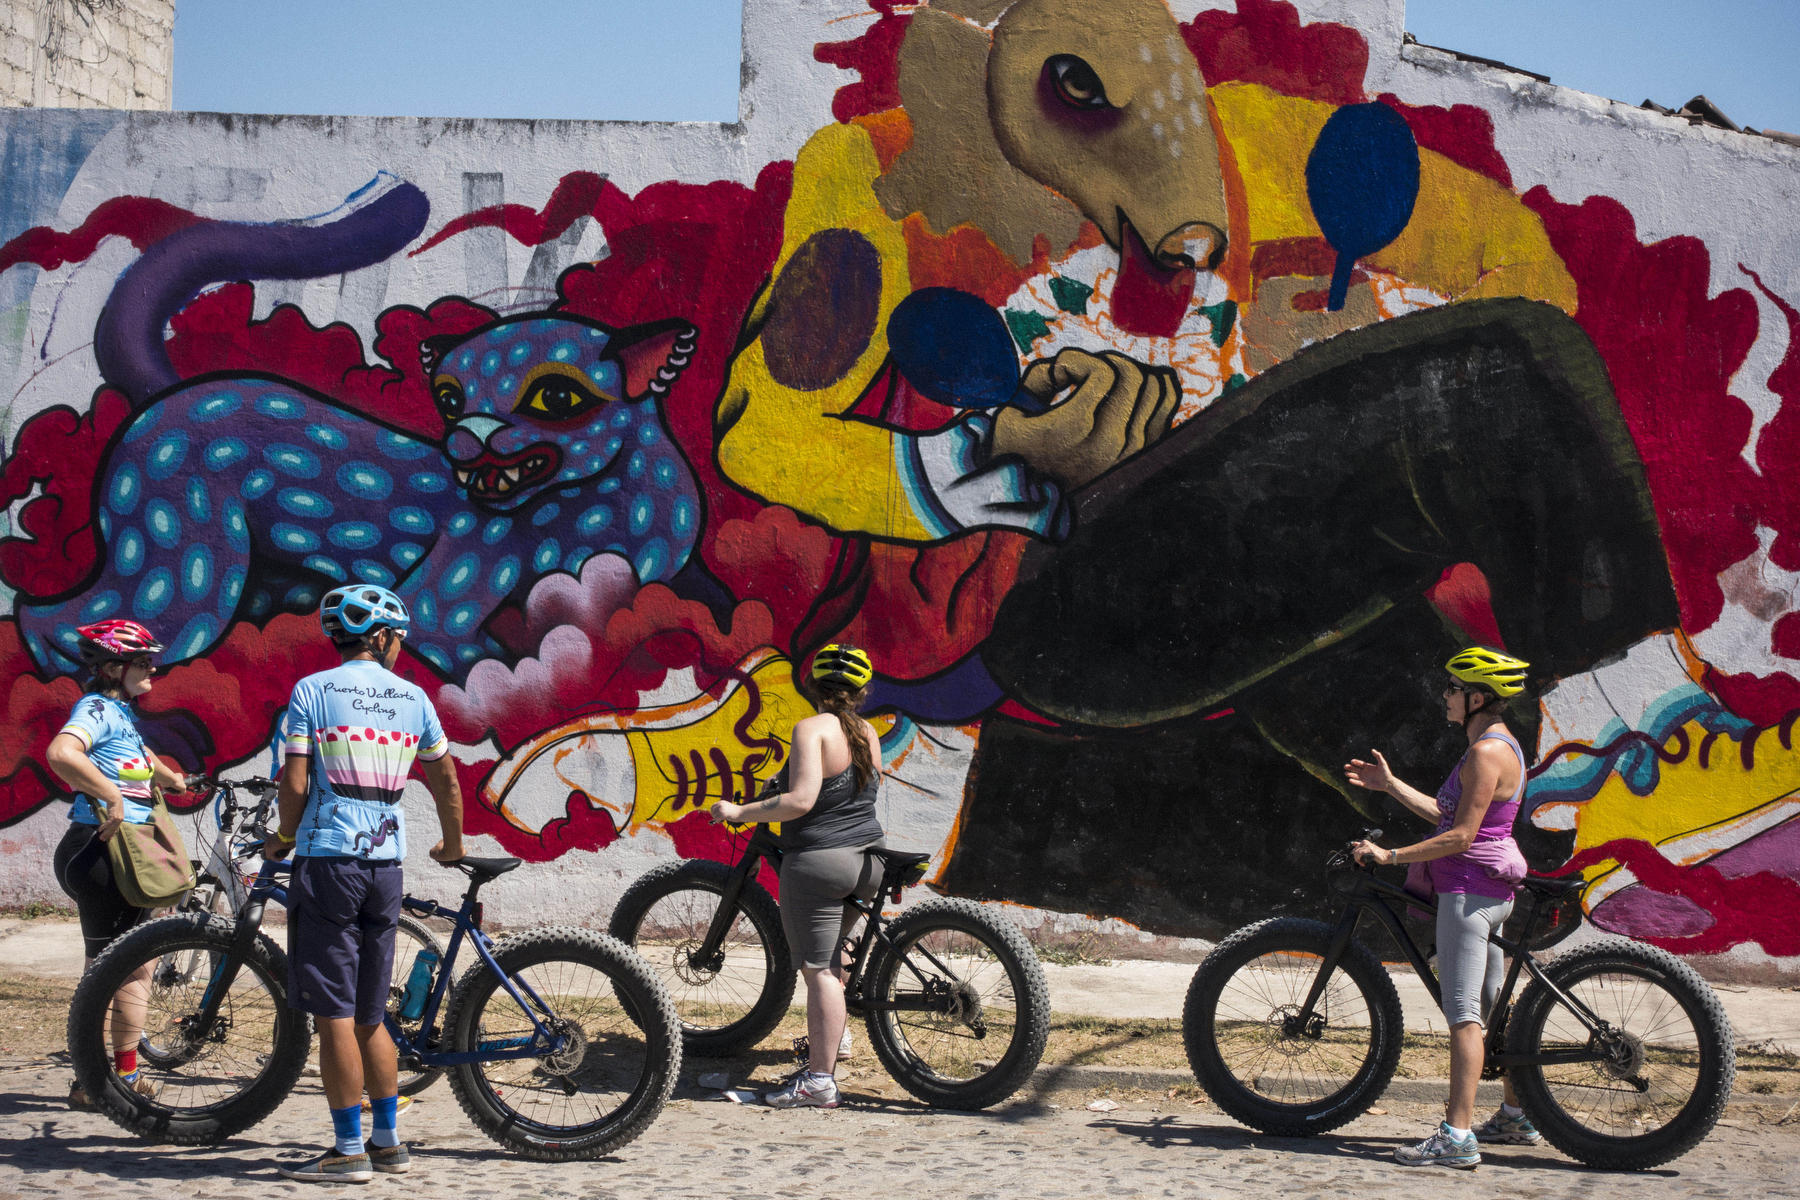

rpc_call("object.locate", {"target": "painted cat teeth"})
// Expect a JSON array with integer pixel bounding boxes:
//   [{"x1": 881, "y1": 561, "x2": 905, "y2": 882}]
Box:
[
  {"x1": 502, "y1": 466, "x2": 521, "y2": 483},
  {"x1": 456, "y1": 468, "x2": 472, "y2": 484}
]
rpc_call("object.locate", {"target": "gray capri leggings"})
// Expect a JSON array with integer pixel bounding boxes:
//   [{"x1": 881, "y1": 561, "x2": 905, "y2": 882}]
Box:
[
  {"x1": 778, "y1": 842, "x2": 884, "y2": 970},
  {"x1": 1436, "y1": 891, "x2": 1514, "y2": 1027}
]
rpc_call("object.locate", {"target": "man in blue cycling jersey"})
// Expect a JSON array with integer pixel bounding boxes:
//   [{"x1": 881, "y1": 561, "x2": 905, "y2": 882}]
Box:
[{"x1": 264, "y1": 582, "x2": 465, "y2": 1183}]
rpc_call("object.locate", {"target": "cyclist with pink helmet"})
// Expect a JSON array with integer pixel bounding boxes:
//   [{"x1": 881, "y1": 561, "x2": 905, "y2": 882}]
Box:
[{"x1": 46, "y1": 618, "x2": 190, "y2": 1110}]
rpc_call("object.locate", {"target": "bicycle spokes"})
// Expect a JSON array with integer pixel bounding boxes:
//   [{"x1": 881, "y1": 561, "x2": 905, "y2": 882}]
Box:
[
  {"x1": 1208, "y1": 949, "x2": 1380, "y2": 1106},
  {"x1": 1528, "y1": 968, "x2": 1704, "y2": 1135}
]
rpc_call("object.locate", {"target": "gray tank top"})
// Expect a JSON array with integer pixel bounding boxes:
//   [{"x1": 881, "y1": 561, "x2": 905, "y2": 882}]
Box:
[{"x1": 775, "y1": 762, "x2": 883, "y2": 851}]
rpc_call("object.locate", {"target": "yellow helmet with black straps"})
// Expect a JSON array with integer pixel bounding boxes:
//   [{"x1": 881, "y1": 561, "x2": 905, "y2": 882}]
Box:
[
  {"x1": 810, "y1": 644, "x2": 874, "y2": 691},
  {"x1": 1445, "y1": 646, "x2": 1530, "y2": 697}
]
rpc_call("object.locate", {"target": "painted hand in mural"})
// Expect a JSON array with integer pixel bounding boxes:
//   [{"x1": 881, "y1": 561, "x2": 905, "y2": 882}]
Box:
[{"x1": 990, "y1": 350, "x2": 1182, "y2": 492}]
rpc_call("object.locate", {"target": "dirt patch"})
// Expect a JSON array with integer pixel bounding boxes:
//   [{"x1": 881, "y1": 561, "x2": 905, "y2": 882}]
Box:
[{"x1": 0, "y1": 976, "x2": 75, "y2": 1059}]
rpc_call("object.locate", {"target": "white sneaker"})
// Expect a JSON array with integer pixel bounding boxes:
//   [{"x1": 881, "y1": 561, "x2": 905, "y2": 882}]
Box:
[
  {"x1": 762, "y1": 1069, "x2": 840, "y2": 1109},
  {"x1": 838, "y1": 1029, "x2": 854, "y2": 1060}
]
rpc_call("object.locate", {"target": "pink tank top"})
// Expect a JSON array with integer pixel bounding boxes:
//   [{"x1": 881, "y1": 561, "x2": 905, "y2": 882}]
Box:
[{"x1": 1427, "y1": 729, "x2": 1527, "y2": 899}]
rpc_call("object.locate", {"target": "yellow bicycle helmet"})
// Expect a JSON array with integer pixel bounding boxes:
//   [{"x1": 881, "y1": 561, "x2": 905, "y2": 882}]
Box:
[
  {"x1": 810, "y1": 644, "x2": 874, "y2": 691},
  {"x1": 1445, "y1": 646, "x2": 1530, "y2": 697}
]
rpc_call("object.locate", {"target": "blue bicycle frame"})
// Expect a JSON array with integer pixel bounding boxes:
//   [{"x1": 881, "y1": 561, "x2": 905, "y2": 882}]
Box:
[{"x1": 194, "y1": 855, "x2": 572, "y2": 1069}]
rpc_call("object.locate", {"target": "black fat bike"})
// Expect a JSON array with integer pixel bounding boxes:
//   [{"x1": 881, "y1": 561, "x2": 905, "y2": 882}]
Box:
[
  {"x1": 609, "y1": 821, "x2": 1050, "y2": 1109},
  {"x1": 68, "y1": 781, "x2": 682, "y2": 1161},
  {"x1": 1181, "y1": 830, "x2": 1736, "y2": 1170}
]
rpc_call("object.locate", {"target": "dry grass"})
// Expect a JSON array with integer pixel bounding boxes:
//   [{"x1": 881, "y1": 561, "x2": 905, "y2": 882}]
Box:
[{"x1": 7, "y1": 970, "x2": 1795, "y2": 1102}]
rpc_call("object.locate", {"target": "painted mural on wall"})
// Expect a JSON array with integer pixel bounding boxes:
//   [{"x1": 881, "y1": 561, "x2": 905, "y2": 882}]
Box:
[{"x1": 2, "y1": 0, "x2": 1798, "y2": 963}]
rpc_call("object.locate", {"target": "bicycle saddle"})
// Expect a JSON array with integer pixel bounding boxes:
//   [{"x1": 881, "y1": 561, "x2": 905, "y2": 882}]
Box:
[
  {"x1": 456, "y1": 855, "x2": 524, "y2": 882},
  {"x1": 1520, "y1": 874, "x2": 1584, "y2": 899},
  {"x1": 868, "y1": 848, "x2": 931, "y2": 899}
]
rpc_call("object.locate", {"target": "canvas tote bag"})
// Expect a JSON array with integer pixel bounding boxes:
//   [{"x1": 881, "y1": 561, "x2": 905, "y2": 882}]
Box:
[{"x1": 105, "y1": 784, "x2": 196, "y2": 908}]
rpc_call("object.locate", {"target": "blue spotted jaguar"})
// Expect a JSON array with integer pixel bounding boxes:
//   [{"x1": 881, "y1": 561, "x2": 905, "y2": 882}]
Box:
[{"x1": 21, "y1": 311, "x2": 703, "y2": 680}]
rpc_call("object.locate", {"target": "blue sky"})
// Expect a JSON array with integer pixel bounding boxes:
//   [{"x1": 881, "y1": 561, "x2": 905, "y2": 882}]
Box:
[{"x1": 173, "y1": 0, "x2": 1800, "y2": 135}]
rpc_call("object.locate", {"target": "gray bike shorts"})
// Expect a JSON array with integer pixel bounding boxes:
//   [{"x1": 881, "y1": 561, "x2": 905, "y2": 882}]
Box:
[
  {"x1": 1436, "y1": 890, "x2": 1514, "y2": 1028},
  {"x1": 778, "y1": 841, "x2": 884, "y2": 970}
]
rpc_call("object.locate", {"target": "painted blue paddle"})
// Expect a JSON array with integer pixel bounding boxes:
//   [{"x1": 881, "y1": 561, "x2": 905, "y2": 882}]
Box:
[
  {"x1": 1305, "y1": 102, "x2": 1421, "y2": 312},
  {"x1": 886, "y1": 287, "x2": 1048, "y2": 414}
]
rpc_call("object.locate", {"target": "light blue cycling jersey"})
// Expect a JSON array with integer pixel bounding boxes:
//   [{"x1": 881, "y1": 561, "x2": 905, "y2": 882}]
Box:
[
  {"x1": 282, "y1": 659, "x2": 449, "y2": 861},
  {"x1": 58, "y1": 694, "x2": 157, "y2": 826}
]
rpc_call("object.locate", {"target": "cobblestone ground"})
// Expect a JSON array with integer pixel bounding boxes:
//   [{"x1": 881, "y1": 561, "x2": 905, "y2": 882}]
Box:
[{"x1": 4, "y1": 1058, "x2": 1799, "y2": 1199}]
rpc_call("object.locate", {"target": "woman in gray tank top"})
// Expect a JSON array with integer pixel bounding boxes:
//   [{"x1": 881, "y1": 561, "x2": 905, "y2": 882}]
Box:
[{"x1": 709, "y1": 645, "x2": 883, "y2": 1109}]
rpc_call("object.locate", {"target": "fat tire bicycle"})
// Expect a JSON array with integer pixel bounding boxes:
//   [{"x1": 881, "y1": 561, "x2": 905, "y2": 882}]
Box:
[
  {"x1": 140, "y1": 777, "x2": 446, "y2": 1095},
  {"x1": 609, "y1": 821, "x2": 1050, "y2": 1110},
  {"x1": 1180, "y1": 829, "x2": 1736, "y2": 1170},
  {"x1": 69, "y1": 783, "x2": 683, "y2": 1161}
]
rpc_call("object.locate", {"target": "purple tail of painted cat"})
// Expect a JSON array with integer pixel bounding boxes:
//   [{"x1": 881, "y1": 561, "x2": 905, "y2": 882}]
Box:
[{"x1": 94, "y1": 173, "x2": 430, "y2": 405}]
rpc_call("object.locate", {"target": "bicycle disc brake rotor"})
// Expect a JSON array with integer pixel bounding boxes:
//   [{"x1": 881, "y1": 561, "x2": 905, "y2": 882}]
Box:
[
  {"x1": 1594, "y1": 1027, "x2": 1648, "y2": 1083},
  {"x1": 1266, "y1": 1004, "x2": 1325, "y2": 1055},
  {"x1": 539, "y1": 1017, "x2": 589, "y2": 1076},
  {"x1": 671, "y1": 937, "x2": 721, "y2": 986}
]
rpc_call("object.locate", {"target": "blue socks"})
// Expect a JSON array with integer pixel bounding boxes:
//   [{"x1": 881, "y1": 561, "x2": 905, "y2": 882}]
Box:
[
  {"x1": 368, "y1": 1094, "x2": 400, "y2": 1149},
  {"x1": 330, "y1": 1102, "x2": 364, "y2": 1157}
]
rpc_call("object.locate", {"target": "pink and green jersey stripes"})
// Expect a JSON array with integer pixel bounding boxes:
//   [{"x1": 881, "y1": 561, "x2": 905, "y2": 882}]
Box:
[
  {"x1": 285, "y1": 724, "x2": 444, "y2": 806},
  {"x1": 283, "y1": 659, "x2": 448, "y2": 859}
]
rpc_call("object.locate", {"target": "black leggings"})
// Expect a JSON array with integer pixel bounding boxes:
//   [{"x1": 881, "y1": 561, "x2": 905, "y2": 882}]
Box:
[{"x1": 54, "y1": 822, "x2": 151, "y2": 959}]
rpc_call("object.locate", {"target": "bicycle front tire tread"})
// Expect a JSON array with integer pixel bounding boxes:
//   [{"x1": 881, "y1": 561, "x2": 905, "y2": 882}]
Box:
[
  {"x1": 1183, "y1": 916, "x2": 1404, "y2": 1137},
  {"x1": 608, "y1": 858, "x2": 793, "y2": 1056},
  {"x1": 68, "y1": 913, "x2": 311, "y2": 1143}
]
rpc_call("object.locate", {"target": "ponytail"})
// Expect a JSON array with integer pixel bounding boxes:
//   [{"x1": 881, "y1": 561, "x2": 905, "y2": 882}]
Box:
[{"x1": 813, "y1": 685, "x2": 876, "y2": 791}]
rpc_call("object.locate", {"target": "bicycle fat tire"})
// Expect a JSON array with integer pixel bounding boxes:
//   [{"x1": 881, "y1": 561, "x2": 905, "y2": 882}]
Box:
[
  {"x1": 391, "y1": 913, "x2": 449, "y2": 1097},
  {"x1": 68, "y1": 913, "x2": 312, "y2": 1143},
  {"x1": 1182, "y1": 917, "x2": 1403, "y2": 1136},
  {"x1": 444, "y1": 927, "x2": 680, "y2": 1161},
  {"x1": 608, "y1": 858, "x2": 793, "y2": 1056},
  {"x1": 1505, "y1": 938, "x2": 1735, "y2": 1170},
  {"x1": 863, "y1": 898, "x2": 1051, "y2": 1110}
]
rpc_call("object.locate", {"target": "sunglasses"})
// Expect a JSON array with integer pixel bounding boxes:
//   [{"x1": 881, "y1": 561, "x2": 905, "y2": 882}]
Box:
[
  {"x1": 126, "y1": 656, "x2": 156, "y2": 672},
  {"x1": 1443, "y1": 680, "x2": 1476, "y2": 695}
]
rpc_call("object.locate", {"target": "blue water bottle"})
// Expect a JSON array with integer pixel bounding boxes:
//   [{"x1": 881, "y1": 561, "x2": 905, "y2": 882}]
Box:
[{"x1": 398, "y1": 945, "x2": 439, "y2": 1021}]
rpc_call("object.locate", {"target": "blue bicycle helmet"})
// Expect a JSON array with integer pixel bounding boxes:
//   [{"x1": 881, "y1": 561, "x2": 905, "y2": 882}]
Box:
[{"x1": 320, "y1": 583, "x2": 411, "y2": 639}]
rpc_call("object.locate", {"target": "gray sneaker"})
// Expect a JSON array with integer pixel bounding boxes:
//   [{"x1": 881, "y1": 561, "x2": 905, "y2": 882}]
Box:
[
  {"x1": 278, "y1": 1151, "x2": 375, "y2": 1183},
  {"x1": 1473, "y1": 1106, "x2": 1544, "y2": 1145},
  {"x1": 762, "y1": 1069, "x2": 840, "y2": 1109},
  {"x1": 1394, "y1": 1123, "x2": 1481, "y2": 1169},
  {"x1": 368, "y1": 1143, "x2": 411, "y2": 1174}
]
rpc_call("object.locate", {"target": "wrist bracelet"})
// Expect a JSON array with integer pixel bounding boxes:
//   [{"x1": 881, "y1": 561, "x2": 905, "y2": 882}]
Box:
[{"x1": 270, "y1": 829, "x2": 296, "y2": 846}]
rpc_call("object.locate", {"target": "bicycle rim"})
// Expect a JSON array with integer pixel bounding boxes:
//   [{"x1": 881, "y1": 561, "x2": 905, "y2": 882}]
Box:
[
  {"x1": 1204, "y1": 946, "x2": 1383, "y2": 1110},
  {"x1": 631, "y1": 883, "x2": 776, "y2": 1038},
  {"x1": 457, "y1": 942, "x2": 665, "y2": 1142},
  {"x1": 875, "y1": 918, "x2": 1023, "y2": 1087},
  {"x1": 1526, "y1": 962, "x2": 1708, "y2": 1138},
  {"x1": 98, "y1": 925, "x2": 299, "y2": 1120}
]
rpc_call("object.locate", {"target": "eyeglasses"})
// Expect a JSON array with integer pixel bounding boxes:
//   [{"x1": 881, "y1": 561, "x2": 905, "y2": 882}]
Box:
[
  {"x1": 1443, "y1": 680, "x2": 1474, "y2": 695},
  {"x1": 126, "y1": 657, "x2": 156, "y2": 673}
]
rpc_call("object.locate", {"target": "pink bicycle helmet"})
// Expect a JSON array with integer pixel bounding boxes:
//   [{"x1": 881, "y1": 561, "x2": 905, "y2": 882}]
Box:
[{"x1": 75, "y1": 619, "x2": 164, "y2": 665}]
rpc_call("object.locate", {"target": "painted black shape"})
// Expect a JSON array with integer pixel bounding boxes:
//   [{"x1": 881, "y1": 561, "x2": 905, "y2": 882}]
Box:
[
  {"x1": 949, "y1": 597, "x2": 1570, "y2": 935},
  {"x1": 939, "y1": 709, "x2": 1371, "y2": 939},
  {"x1": 983, "y1": 298, "x2": 1678, "y2": 730},
  {"x1": 1305, "y1": 102, "x2": 1420, "y2": 311}
]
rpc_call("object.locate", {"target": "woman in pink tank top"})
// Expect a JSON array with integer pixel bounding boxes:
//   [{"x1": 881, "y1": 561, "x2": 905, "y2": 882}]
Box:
[{"x1": 1342, "y1": 647, "x2": 1535, "y2": 1169}]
